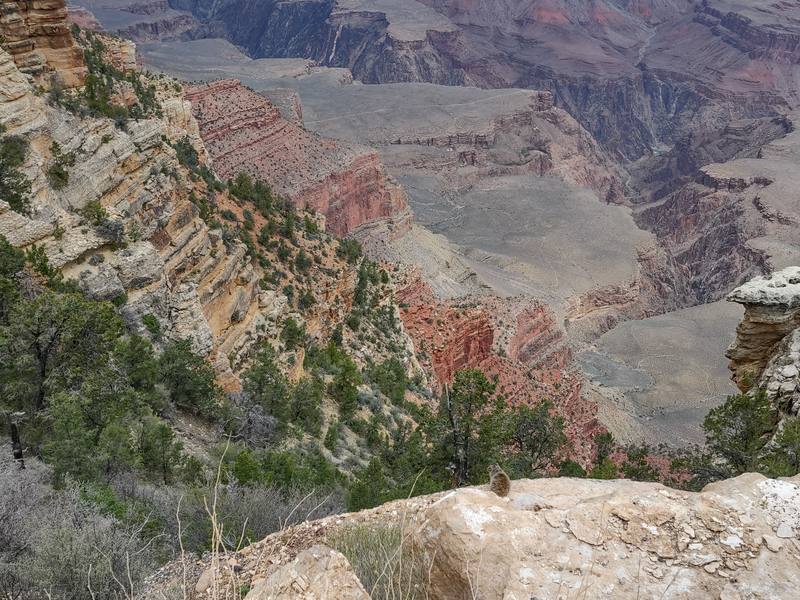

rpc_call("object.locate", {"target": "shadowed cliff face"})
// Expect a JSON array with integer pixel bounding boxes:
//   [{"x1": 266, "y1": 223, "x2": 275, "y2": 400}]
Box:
[{"x1": 167, "y1": 0, "x2": 800, "y2": 160}]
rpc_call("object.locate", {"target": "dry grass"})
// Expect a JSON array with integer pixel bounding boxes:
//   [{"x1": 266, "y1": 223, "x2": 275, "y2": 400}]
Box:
[{"x1": 326, "y1": 522, "x2": 429, "y2": 600}]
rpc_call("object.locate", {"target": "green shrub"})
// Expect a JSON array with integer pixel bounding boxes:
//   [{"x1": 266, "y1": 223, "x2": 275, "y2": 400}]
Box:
[
  {"x1": 174, "y1": 136, "x2": 199, "y2": 169},
  {"x1": 47, "y1": 141, "x2": 76, "y2": 189},
  {"x1": 336, "y1": 238, "x2": 362, "y2": 264},
  {"x1": 325, "y1": 420, "x2": 340, "y2": 451},
  {"x1": 243, "y1": 343, "x2": 290, "y2": 424},
  {"x1": 142, "y1": 313, "x2": 161, "y2": 337},
  {"x1": 81, "y1": 200, "x2": 109, "y2": 226},
  {"x1": 369, "y1": 358, "x2": 407, "y2": 404},
  {"x1": 159, "y1": 340, "x2": 221, "y2": 418},
  {"x1": 281, "y1": 317, "x2": 306, "y2": 351},
  {"x1": 703, "y1": 389, "x2": 777, "y2": 475},
  {"x1": 291, "y1": 376, "x2": 324, "y2": 436},
  {"x1": 0, "y1": 124, "x2": 32, "y2": 215}
]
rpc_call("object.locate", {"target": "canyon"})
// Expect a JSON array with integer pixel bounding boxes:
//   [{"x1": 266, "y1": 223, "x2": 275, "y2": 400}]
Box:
[
  {"x1": 4, "y1": 3, "x2": 800, "y2": 598},
  {"x1": 183, "y1": 78, "x2": 410, "y2": 237},
  {"x1": 149, "y1": 264, "x2": 800, "y2": 599},
  {"x1": 49, "y1": 0, "x2": 793, "y2": 445}
]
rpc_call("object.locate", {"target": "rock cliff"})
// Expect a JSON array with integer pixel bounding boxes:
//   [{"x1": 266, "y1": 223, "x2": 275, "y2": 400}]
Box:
[
  {"x1": 148, "y1": 473, "x2": 800, "y2": 599},
  {"x1": 727, "y1": 267, "x2": 800, "y2": 420},
  {"x1": 184, "y1": 79, "x2": 411, "y2": 237},
  {"x1": 396, "y1": 269, "x2": 602, "y2": 465},
  {"x1": 166, "y1": 0, "x2": 800, "y2": 160},
  {"x1": 0, "y1": 0, "x2": 86, "y2": 87},
  {"x1": 0, "y1": 28, "x2": 393, "y2": 390}
]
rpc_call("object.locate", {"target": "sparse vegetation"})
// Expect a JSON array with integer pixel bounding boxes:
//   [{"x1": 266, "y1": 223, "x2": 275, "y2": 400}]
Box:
[
  {"x1": 0, "y1": 124, "x2": 32, "y2": 215},
  {"x1": 46, "y1": 141, "x2": 76, "y2": 189},
  {"x1": 328, "y1": 523, "x2": 427, "y2": 600}
]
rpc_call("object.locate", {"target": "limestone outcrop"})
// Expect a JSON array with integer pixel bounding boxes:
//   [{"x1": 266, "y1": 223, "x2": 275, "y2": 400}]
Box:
[
  {"x1": 184, "y1": 79, "x2": 411, "y2": 237},
  {"x1": 243, "y1": 545, "x2": 369, "y2": 600},
  {"x1": 386, "y1": 89, "x2": 624, "y2": 204},
  {"x1": 412, "y1": 474, "x2": 800, "y2": 600},
  {"x1": 0, "y1": 0, "x2": 86, "y2": 87},
  {"x1": 0, "y1": 37, "x2": 277, "y2": 387},
  {"x1": 147, "y1": 472, "x2": 800, "y2": 600},
  {"x1": 727, "y1": 267, "x2": 800, "y2": 418}
]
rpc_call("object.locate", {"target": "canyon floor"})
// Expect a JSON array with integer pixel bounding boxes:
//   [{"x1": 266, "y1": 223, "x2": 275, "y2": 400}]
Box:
[{"x1": 133, "y1": 36, "x2": 747, "y2": 445}]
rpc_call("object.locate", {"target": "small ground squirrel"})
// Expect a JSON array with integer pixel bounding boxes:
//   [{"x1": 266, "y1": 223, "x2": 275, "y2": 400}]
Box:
[{"x1": 488, "y1": 464, "x2": 510, "y2": 497}]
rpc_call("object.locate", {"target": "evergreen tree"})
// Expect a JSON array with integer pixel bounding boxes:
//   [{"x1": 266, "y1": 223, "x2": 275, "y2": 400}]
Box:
[{"x1": 243, "y1": 343, "x2": 290, "y2": 425}]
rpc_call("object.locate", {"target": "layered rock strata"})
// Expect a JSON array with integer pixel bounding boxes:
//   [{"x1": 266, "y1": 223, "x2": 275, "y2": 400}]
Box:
[
  {"x1": 396, "y1": 269, "x2": 601, "y2": 465},
  {"x1": 727, "y1": 267, "x2": 800, "y2": 418},
  {"x1": 69, "y1": 0, "x2": 198, "y2": 42},
  {"x1": 0, "y1": 0, "x2": 86, "y2": 87},
  {"x1": 0, "y1": 36, "x2": 336, "y2": 389},
  {"x1": 184, "y1": 79, "x2": 411, "y2": 237},
  {"x1": 169, "y1": 0, "x2": 800, "y2": 160},
  {"x1": 383, "y1": 89, "x2": 624, "y2": 204}
]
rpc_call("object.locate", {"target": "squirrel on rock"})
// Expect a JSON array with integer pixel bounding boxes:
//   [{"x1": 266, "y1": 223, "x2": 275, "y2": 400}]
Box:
[{"x1": 488, "y1": 464, "x2": 510, "y2": 497}]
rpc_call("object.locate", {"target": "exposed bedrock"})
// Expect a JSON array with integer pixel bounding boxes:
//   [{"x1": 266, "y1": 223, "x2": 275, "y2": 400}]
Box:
[
  {"x1": 168, "y1": 0, "x2": 799, "y2": 159},
  {"x1": 411, "y1": 475, "x2": 800, "y2": 600},
  {"x1": 0, "y1": 35, "x2": 369, "y2": 390},
  {"x1": 147, "y1": 473, "x2": 800, "y2": 600},
  {"x1": 0, "y1": 0, "x2": 87, "y2": 88},
  {"x1": 630, "y1": 115, "x2": 793, "y2": 202},
  {"x1": 397, "y1": 269, "x2": 601, "y2": 465},
  {"x1": 726, "y1": 268, "x2": 800, "y2": 395},
  {"x1": 184, "y1": 79, "x2": 411, "y2": 238}
]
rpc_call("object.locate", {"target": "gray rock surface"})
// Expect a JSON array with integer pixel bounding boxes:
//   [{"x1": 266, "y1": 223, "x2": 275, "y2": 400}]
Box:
[{"x1": 412, "y1": 475, "x2": 800, "y2": 600}]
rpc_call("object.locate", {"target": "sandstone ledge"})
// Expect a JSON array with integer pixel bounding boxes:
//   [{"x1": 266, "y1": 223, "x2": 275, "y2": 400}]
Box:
[{"x1": 147, "y1": 473, "x2": 800, "y2": 600}]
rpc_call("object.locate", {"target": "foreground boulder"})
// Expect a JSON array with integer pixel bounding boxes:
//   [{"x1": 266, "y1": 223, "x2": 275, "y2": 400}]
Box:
[
  {"x1": 411, "y1": 475, "x2": 800, "y2": 599},
  {"x1": 244, "y1": 545, "x2": 368, "y2": 600}
]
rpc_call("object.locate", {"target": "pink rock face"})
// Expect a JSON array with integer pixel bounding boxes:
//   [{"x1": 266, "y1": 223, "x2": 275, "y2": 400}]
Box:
[
  {"x1": 397, "y1": 271, "x2": 602, "y2": 466},
  {"x1": 185, "y1": 79, "x2": 410, "y2": 236}
]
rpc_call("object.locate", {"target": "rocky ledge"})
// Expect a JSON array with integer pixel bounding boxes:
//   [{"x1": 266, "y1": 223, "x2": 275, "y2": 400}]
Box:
[
  {"x1": 727, "y1": 267, "x2": 800, "y2": 386},
  {"x1": 148, "y1": 473, "x2": 800, "y2": 599},
  {"x1": 727, "y1": 267, "x2": 800, "y2": 418}
]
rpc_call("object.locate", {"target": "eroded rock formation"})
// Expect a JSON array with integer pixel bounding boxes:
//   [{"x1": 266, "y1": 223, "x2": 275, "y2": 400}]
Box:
[
  {"x1": 168, "y1": 0, "x2": 800, "y2": 160},
  {"x1": 148, "y1": 472, "x2": 800, "y2": 599},
  {"x1": 184, "y1": 79, "x2": 411, "y2": 237},
  {"x1": 0, "y1": 30, "x2": 379, "y2": 390},
  {"x1": 385, "y1": 89, "x2": 624, "y2": 204},
  {"x1": 727, "y1": 267, "x2": 800, "y2": 419},
  {"x1": 0, "y1": 0, "x2": 86, "y2": 87},
  {"x1": 396, "y1": 268, "x2": 601, "y2": 465}
]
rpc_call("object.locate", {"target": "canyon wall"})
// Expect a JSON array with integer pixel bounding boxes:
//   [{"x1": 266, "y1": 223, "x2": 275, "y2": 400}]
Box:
[
  {"x1": 0, "y1": 31, "x2": 375, "y2": 390},
  {"x1": 385, "y1": 90, "x2": 624, "y2": 204},
  {"x1": 184, "y1": 79, "x2": 411, "y2": 237},
  {"x1": 0, "y1": 0, "x2": 86, "y2": 87},
  {"x1": 396, "y1": 269, "x2": 601, "y2": 466},
  {"x1": 167, "y1": 0, "x2": 800, "y2": 160},
  {"x1": 0, "y1": 41, "x2": 261, "y2": 386},
  {"x1": 727, "y1": 267, "x2": 800, "y2": 420}
]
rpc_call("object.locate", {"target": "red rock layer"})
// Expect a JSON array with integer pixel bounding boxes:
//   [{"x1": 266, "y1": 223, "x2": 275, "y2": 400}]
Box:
[
  {"x1": 0, "y1": 0, "x2": 86, "y2": 87},
  {"x1": 397, "y1": 270, "x2": 602, "y2": 466},
  {"x1": 184, "y1": 79, "x2": 410, "y2": 237}
]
